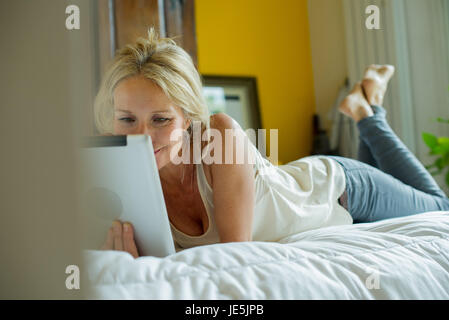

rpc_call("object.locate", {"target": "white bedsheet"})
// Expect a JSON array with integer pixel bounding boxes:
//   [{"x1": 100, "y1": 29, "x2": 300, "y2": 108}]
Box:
[{"x1": 84, "y1": 211, "x2": 449, "y2": 299}]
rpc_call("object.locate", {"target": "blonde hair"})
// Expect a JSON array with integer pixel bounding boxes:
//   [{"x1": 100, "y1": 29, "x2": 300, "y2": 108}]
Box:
[{"x1": 93, "y1": 27, "x2": 210, "y2": 135}]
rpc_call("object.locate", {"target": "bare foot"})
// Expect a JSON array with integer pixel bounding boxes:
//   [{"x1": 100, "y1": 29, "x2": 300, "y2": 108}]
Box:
[
  {"x1": 339, "y1": 82, "x2": 374, "y2": 122},
  {"x1": 361, "y1": 64, "x2": 395, "y2": 106}
]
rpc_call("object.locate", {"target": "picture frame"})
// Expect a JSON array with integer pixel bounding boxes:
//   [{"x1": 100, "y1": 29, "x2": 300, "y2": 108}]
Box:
[{"x1": 201, "y1": 75, "x2": 262, "y2": 131}]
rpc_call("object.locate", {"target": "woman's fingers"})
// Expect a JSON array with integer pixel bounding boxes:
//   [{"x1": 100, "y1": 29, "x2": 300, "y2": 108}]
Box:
[
  {"x1": 123, "y1": 223, "x2": 139, "y2": 259},
  {"x1": 112, "y1": 220, "x2": 124, "y2": 251},
  {"x1": 100, "y1": 220, "x2": 139, "y2": 258},
  {"x1": 101, "y1": 226, "x2": 114, "y2": 250}
]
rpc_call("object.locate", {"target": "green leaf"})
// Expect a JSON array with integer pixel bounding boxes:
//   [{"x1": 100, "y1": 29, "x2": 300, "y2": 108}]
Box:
[
  {"x1": 436, "y1": 117, "x2": 449, "y2": 124},
  {"x1": 437, "y1": 136, "x2": 449, "y2": 144},
  {"x1": 431, "y1": 145, "x2": 447, "y2": 155},
  {"x1": 427, "y1": 158, "x2": 443, "y2": 175},
  {"x1": 444, "y1": 153, "x2": 449, "y2": 166},
  {"x1": 437, "y1": 137, "x2": 449, "y2": 150},
  {"x1": 422, "y1": 132, "x2": 438, "y2": 149},
  {"x1": 435, "y1": 157, "x2": 444, "y2": 170}
]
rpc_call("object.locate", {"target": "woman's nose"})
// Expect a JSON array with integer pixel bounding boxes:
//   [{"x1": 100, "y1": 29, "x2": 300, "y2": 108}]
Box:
[{"x1": 134, "y1": 124, "x2": 152, "y2": 136}]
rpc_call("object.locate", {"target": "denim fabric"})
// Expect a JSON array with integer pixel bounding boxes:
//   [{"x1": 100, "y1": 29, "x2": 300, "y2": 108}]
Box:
[{"x1": 328, "y1": 105, "x2": 449, "y2": 223}]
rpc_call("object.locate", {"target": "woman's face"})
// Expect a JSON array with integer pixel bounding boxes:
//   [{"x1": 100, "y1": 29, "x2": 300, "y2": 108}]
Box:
[{"x1": 113, "y1": 75, "x2": 190, "y2": 170}]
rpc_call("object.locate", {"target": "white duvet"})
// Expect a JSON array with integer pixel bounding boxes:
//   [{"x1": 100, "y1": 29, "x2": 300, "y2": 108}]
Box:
[{"x1": 84, "y1": 211, "x2": 449, "y2": 299}]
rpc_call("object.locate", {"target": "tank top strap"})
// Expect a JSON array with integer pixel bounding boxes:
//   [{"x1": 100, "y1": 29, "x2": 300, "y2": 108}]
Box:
[{"x1": 196, "y1": 161, "x2": 214, "y2": 208}]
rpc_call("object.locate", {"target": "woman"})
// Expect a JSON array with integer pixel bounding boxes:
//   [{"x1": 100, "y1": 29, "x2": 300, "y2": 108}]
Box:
[{"x1": 97, "y1": 29, "x2": 449, "y2": 258}]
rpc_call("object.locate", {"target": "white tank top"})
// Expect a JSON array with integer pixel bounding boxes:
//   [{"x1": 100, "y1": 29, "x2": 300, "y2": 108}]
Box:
[{"x1": 170, "y1": 138, "x2": 353, "y2": 249}]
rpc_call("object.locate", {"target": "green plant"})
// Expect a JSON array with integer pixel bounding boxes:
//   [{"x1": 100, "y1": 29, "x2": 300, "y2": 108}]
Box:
[{"x1": 422, "y1": 117, "x2": 449, "y2": 188}]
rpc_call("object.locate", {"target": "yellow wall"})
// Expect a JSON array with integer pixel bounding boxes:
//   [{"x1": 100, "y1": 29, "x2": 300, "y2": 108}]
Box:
[{"x1": 195, "y1": 0, "x2": 316, "y2": 163}]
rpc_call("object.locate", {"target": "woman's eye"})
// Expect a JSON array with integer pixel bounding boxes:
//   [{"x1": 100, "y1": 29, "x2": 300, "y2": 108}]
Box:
[
  {"x1": 154, "y1": 118, "x2": 170, "y2": 123},
  {"x1": 118, "y1": 117, "x2": 135, "y2": 123}
]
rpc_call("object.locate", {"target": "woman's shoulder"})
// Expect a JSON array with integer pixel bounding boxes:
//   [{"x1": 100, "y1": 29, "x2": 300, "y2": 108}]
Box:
[
  {"x1": 197, "y1": 113, "x2": 236, "y2": 188},
  {"x1": 207, "y1": 113, "x2": 251, "y2": 152},
  {"x1": 201, "y1": 113, "x2": 256, "y2": 184},
  {"x1": 209, "y1": 112, "x2": 242, "y2": 131},
  {"x1": 196, "y1": 113, "x2": 237, "y2": 151}
]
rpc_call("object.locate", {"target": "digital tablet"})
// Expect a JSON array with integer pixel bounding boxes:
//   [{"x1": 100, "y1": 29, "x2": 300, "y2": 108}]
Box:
[{"x1": 78, "y1": 135, "x2": 175, "y2": 257}]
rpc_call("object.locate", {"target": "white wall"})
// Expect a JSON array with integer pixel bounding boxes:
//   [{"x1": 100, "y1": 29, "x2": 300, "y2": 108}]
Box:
[
  {"x1": 307, "y1": 0, "x2": 349, "y2": 132},
  {"x1": 401, "y1": 0, "x2": 449, "y2": 195}
]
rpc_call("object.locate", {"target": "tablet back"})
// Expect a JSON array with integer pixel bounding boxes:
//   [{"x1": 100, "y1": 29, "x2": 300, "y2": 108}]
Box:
[{"x1": 79, "y1": 135, "x2": 175, "y2": 257}]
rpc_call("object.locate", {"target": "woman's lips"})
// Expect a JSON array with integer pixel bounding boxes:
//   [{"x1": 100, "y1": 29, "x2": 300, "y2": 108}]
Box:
[{"x1": 154, "y1": 147, "x2": 163, "y2": 154}]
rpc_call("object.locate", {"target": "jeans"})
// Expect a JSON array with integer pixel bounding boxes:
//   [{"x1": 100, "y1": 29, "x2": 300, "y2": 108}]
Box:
[{"x1": 328, "y1": 105, "x2": 449, "y2": 223}]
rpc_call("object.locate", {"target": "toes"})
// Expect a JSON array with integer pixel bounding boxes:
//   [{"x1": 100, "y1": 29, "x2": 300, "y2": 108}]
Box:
[
  {"x1": 364, "y1": 64, "x2": 377, "y2": 73},
  {"x1": 361, "y1": 64, "x2": 394, "y2": 105},
  {"x1": 384, "y1": 65, "x2": 395, "y2": 77},
  {"x1": 364, "y1": 64, "x2": 395, "y2": 79},
  {"x1": 376, "y1": 65, "x2": 395, "y2": 79}
]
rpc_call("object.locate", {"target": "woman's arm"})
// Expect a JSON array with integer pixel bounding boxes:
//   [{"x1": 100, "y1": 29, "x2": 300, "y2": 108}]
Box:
[{"x1": 208, "y1": 113, "x2": 255, "y2": 243}]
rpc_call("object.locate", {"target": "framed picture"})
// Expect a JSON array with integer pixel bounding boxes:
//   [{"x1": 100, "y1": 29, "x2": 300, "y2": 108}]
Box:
[{"x1": 201, "y1": 75, "x2": 262, "y2": 131}]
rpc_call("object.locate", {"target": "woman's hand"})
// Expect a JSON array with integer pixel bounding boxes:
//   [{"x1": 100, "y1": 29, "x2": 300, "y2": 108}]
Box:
[{"x1": 101, "y1": 220, "x2": 140, "y2": 259}]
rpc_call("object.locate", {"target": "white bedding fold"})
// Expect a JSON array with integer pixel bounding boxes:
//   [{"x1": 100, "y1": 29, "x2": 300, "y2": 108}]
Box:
[{"x1": 84, "y1": 211, "x2": 449, "y2": 299}]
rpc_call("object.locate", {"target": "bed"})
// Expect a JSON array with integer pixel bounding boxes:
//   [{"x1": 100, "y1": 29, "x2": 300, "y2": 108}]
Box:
[{"x1": 84, "y1": 211, "x2": 449, "y2": 299}]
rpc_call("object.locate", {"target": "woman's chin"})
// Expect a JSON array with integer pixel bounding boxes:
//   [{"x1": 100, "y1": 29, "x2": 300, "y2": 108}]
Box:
[
  {"x1": 155, "y1": 146, "x2": 184, "y2": 170},
  {"x1": 155, "y1": 157, "x2": 164, "y2": 170},
  {"x1": 155, "y1": 154, "x2": 169, "y2": 171}
]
